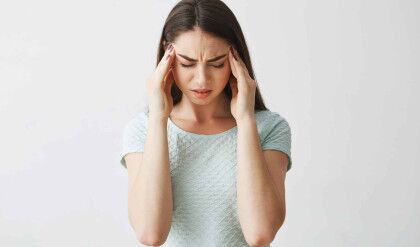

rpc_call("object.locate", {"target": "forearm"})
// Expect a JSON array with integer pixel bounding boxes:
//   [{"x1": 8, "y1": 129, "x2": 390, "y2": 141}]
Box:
[
  {"x1": 236, "y1": 116, "x2": 284, "y2": 245},
  {"x1": 128, "y1": 115, "x2": 173, "y2": 241}
]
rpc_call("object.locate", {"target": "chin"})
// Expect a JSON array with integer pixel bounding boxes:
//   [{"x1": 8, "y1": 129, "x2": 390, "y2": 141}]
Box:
[
  {"x1": 189, "y1": 95, "x2": 213, "y2": 105},
  {"x1": 192, "y1": 100, "x2": 211, "y2": 106}
]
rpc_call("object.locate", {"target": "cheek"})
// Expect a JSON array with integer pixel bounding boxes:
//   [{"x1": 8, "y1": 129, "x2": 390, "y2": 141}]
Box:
[
  {"x1": 172, "y1": 68, "x2": 190, "y2": 89},
  {"x1": 216, "y1": 67, "x2": 232, "y2": 85}
]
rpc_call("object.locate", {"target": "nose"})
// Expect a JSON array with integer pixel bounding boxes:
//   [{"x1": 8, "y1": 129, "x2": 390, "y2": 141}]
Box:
[{"x1": 195, "y1": 64, "x2": 210, "y2": 86}]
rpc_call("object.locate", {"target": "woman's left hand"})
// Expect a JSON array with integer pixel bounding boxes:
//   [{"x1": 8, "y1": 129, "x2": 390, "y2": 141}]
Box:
[{"x1": 228, "y1": 46, "x2": 257, "y2": 122}]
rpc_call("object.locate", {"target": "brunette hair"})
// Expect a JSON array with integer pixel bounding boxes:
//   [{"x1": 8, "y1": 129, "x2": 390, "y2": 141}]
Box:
[{"x1": 147, "y1": 0, "x2": 269, "y2": 113}]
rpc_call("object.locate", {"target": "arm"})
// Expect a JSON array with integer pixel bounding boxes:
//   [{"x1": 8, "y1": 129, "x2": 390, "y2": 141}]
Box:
[
  {"x1": 126, "y1": 115, "x2": 172, "y2": 246},
  {"x1": 236, "y1": 115, "x2": 286, "y2": 247}
]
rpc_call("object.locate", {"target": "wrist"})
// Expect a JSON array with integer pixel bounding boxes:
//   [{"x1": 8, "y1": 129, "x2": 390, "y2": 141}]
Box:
[
  {"x1": 148, "y1": 113, "x2": 169, "y2": 123},
  {"x1": 236, "y1": 113, "x2": 256, "y2": 126}
]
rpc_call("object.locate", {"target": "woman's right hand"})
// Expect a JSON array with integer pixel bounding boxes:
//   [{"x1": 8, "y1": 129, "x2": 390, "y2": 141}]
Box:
[{"x1": 146, "y1": 43, "x2": 176, "y2": 119}]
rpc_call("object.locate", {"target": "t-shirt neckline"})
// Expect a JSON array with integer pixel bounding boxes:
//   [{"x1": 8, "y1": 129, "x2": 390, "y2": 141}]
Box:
[{"x1": 168, "y1": 116, "x2": 237, "y2": 137}]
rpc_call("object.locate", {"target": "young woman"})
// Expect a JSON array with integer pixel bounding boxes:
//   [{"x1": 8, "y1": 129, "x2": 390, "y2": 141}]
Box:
[{"x1": 120, "y1": 0, "x2": 292, "y2": 246}]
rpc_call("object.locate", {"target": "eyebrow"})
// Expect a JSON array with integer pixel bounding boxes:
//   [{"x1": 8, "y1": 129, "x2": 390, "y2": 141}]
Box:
[{"x1": 177, "y1": 53, "x2": 227, "y2": 62}]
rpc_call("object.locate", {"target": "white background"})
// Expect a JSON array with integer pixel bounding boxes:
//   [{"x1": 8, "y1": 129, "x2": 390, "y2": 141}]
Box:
[{"x1": 1, "y1": 0, "x2": 419, "y2": 246}]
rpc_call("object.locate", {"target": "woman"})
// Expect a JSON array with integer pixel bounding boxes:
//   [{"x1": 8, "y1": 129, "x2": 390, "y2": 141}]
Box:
[{"x1": 120, "y1": 0, "x2": 292, "y2": 246}]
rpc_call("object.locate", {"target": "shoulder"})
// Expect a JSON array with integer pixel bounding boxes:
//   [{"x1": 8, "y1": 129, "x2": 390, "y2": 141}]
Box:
[
  {"x1": 255, "y1": 110, "x2": 289, "y2": 127},
  {"x1": 255, "y1": 110, "x2": 291, "y2": 140},
  {"x1": 256, "y1": 110, "x2": 293, "y2": 171}
]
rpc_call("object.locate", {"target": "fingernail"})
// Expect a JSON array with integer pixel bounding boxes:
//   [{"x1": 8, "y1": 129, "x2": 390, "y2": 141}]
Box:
[{"x1": 167, "y1": 43, "x2": 173, "y2": 51}]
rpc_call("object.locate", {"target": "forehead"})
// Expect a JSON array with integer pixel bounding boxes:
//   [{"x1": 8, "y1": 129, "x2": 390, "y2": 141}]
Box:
[{"x1": 173, "y1": 27, "x2": 229, "y2": 55}]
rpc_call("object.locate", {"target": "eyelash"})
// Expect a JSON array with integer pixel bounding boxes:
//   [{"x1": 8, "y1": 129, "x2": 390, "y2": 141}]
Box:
[{"x1": 180, "y1": 63, "x2": 224, "y2": 68}]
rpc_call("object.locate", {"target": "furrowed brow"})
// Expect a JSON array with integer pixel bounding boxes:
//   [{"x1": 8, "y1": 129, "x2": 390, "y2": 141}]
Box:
[{"x1": 177, "y1": 53, "x2": 227, "y2": 62}]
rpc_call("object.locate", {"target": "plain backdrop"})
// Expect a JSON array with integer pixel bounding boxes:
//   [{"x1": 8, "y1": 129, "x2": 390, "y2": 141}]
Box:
[{"x1": 1, "y1": 0, "x2": 419, "y2": 246}]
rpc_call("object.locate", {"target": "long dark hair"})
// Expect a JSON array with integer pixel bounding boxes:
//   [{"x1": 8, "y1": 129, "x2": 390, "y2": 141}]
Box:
[{"x1": 146, "y1": 0, "x2": 269, "y2": 114}]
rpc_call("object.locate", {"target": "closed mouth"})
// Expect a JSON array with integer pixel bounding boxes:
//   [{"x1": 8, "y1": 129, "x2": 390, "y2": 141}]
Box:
[{"x1": 192, "y1": 90, "x2": 212, "y2": 93}]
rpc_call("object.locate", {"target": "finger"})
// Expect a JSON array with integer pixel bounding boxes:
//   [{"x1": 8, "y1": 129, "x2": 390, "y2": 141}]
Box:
[
  {"x1": 228, "y1": 46, "x2": 238, "y2": 77},
  {"x1": 233, "y1": 47, "x2": 248, "y2": 72},
  {"x1": 155, "y1": 43, "x2": 175, "y2": 84},
  {"x1": 229, "y1": 46, "x2": 248, "y2": 88},
  {"x1": 230, "y1": 47, "x2": 249, "y2": 79}
]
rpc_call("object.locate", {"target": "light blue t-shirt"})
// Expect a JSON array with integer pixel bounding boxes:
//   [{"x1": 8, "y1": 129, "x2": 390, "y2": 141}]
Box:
[{"x1": 120, "y1": 110, "x2": 292, "y2": 247}]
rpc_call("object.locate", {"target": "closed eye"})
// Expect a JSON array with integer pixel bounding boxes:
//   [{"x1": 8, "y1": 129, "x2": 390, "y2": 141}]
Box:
[
  {"x1": 180, "y1": 63, "x2": 225, "y2": 68},
  {"x1": 180, "y1": 64, "x2": 194, "y2": 68},
  {"x1": 213, "y1": 63, "x2": 225, "y2": 68}
]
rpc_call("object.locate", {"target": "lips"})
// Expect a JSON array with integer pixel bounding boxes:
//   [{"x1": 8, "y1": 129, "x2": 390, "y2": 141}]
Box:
[
  {"x1": 191, "y1": 89, "x2": 212, "y2": 98},
  {"x1": 192, "y1": 89, "x2": 212, "y2": 93}
]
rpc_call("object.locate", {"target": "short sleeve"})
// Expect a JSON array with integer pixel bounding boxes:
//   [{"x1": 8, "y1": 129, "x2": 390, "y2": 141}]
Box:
[
  {"x1": 260, "y1": 112, "x2": 292, "y2": 172},
  {"x1": 119, "y1": 112, "x2": 148, "y2": 169}
]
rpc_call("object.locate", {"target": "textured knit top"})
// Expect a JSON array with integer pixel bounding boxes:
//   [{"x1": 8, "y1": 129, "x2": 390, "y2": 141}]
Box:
[{"x1": 119, "y1": 109, "x2": 292, "y2": 247}]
